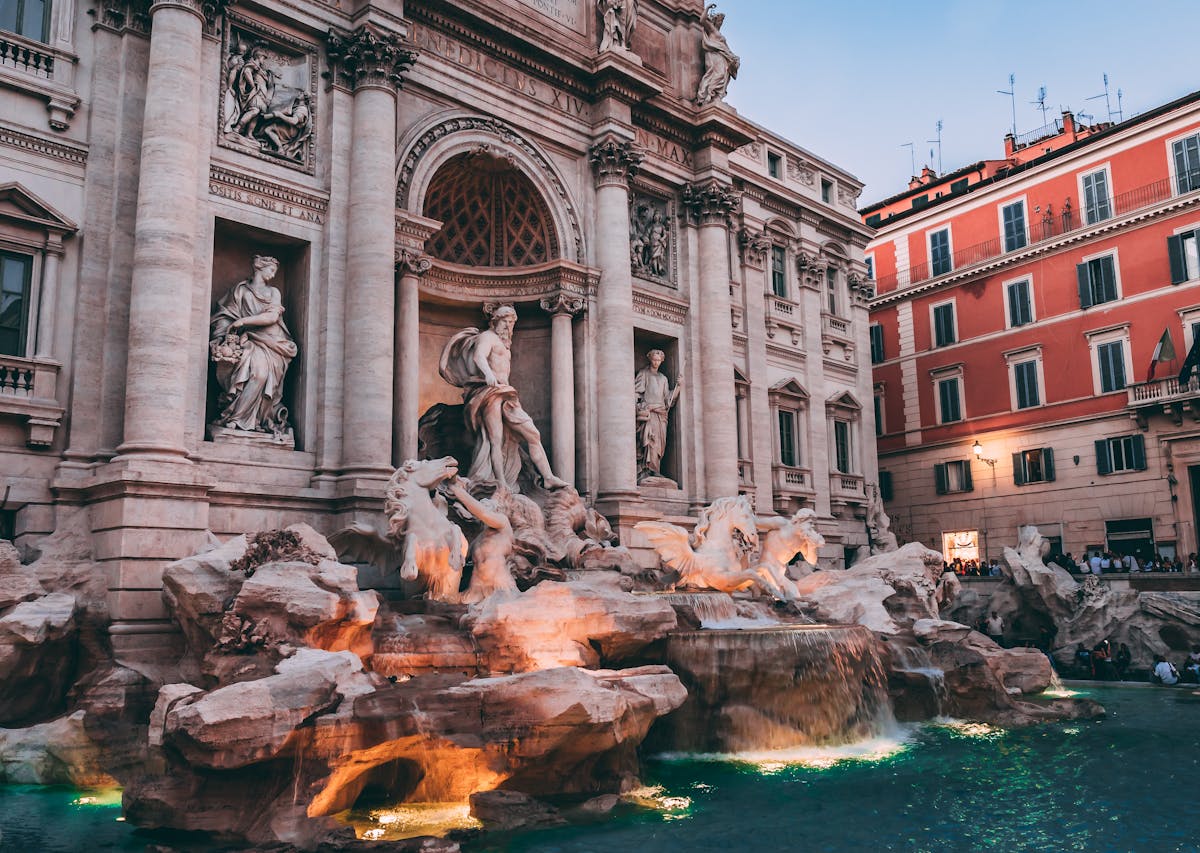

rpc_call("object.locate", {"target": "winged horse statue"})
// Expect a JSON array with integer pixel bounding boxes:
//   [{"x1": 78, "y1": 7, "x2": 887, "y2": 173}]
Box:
[{"x1": 635, "y1": 495, "x2": 764, "y2": 595}]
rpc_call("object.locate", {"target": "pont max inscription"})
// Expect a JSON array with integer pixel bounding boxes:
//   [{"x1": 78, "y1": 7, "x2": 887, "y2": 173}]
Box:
[
  {"x1": 409, "y1": 23, "x2": 588, "y2": 119},
  {"x1": 515, "y1": 0, "x2": 585, "y2": 33}
]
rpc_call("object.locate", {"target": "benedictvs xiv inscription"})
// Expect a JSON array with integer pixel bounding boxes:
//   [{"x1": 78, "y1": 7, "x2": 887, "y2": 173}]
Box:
[{"x1": 410, "y1": 24, "x2": 588, "y2": 119}]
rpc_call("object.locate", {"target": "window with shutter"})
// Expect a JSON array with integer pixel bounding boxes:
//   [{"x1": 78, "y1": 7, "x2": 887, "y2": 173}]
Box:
[
  {"x1": 934, "y1": 463, "x2": 948, "y2": 495},
  {"x1": 1082, "y1": 171, "x2": 1112, "y2": 224},
  {"x1": 1095, "y1": 439, "x2": 1112, "y2": 475},
  {"x1": 870, "y1": 324, "x2": 885, "y2": 363},
  {"x1": 933, "y1": 303, "x2": 956, "y2": 347},
  {"x1": 1002, "y1": 201, "x2": 1027, "y2": 252},
  {"x1": 1173, "y1": 134, "x2": 1200, "y2": 195},
  {"x1": 1078, "y1": 256, "x2": 1118, "y2": 306},
  {"x1": 930, "y1": 229, "x2": 951, "y2": 276},
  {"x1": 1097, "y1": 341, "x2": 1126, "y2": 392},
  {"x1": 1014, "y1": 360, "x2": 1040, "y2": 409},
  {"x1": 935, "y1": 460, "x2": 972, "y2": 494},
  {"x1": 937, "y1": 377, "x2": 961, "y2": 423},
  {"x1": 879, "y1": 471, "x2": 893, "y2": 502},
  {"x1": 1167, "y1": 231, "x2": 1200, "y2": 284},
  {"x1": 1006, "y1": 279, "x2": 1032, "y2": 327},
  {"x1": 1012, "y1": 451, "x2": 1026, "y2": 486}
]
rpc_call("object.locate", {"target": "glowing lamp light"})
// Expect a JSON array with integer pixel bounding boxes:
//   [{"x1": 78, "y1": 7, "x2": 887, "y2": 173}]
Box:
[{"x1": 972, "y1": 440, "x2": 997, "y2": 468}]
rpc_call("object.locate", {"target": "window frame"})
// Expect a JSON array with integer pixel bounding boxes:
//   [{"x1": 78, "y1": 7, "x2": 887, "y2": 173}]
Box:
[
  {"x1": 931, "y1": 365, "x2": 965, "y2": 425},
  {"x1": 825, "y1": 265, "x2": 840, "y2": 316},
  {"x1": 869, "y1": 323, "x2": 885, "y2": 364},
  {"x1": 821, "y1": 178, "x2": 834, "y2": 204},
  {"x1": 1076, "y1": 249, "x2": 1121, "y2": 308},
  {"x1": 934, "y1": 459, "x2": 974, "y2": 494},
  {"x1": 873, "y1": 382, "x2": 885, "y2": 437},
  {"x1": 927, "y1": 225, "x2": 953, "y2": 277},
  {"x1": 767, "y1": 150, "x2": 782, "y2": 180},
  {"x1": 1079, "y1": 164, "x2": 1113, "y2": 225},
  {"x1": 769, "y1": 244, "x2": 787, "y2": 297},
  {"x1": 930, "y1": 298, "x2": 957, "y2": 348},
  {"x1": 1095, "y1": 433, "x2": 1147, "y2": 475},
  {"x1": 998, "y1": 197, "x2": 1029, "y2": 253},
  {"x1": 1004, "y1": 345, "x2": 1044, "y2": 411},
  {"x1": 1003, "y1": 275, "x2": 1035, "y2": 328},
  {"x1": 833, "y1": 418, "x2": 852, "y2": 475},
  {"x1": 1012, "y1": 446, "x2": 1056, "y2": 486},
  {"x1": 0, "y1": 249, "x2": 34, "y2": 358},
  {"x1": 1167, "y1": 222, "x2": 1200, "y2": 285},
  {"x1": 1086, "y1": 324, "x2": 1132, "y2": 396},
  {"x1": 0, "y1": 0, "x2": 51, "y2": 43},
  {"x1": 1167, "y1": 131, "x2": 1200, "y2": 196},
  {"x1": 777, "y1": 408, "x2": 798, "y2": 468},
  {"x1": 769, "y1": 379, "x2": 810, "y2": 472}
]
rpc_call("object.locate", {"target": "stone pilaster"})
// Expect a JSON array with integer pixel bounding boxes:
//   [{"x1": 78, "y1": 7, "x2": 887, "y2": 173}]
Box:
[
  {"x1": 327, "y1": 25, "x2": 418, "y2": 479},
  {"x1": 393, "y1": 248, "x2": 431, "y2": 465},
  {"x1": 589, "y1": 135, "x2": 643, "y2": 501},
  {"x1": 540, "y1": 291, "x2": 586, "y2": 486},
  {"x1": 115, "y1": 0, "x2": 221, "y2": 461},
  {"x1": 682, "y1": 179, "x2": 740, "y2": 499}
]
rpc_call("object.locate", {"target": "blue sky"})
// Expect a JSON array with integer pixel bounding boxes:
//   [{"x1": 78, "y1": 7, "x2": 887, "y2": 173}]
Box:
[{"x1": 719, "y1": 1, "x2": 1199, "y2": 205}]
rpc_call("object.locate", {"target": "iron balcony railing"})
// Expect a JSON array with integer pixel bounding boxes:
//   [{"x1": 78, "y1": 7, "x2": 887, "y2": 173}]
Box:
[{"x1": 876, "y1": 176, "x2": 1193, "y2": 292}]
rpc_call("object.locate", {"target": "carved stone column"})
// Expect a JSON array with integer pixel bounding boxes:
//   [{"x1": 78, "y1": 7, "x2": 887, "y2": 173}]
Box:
[
  {"x1": 683, "y1": 179, "x2": 740, "y2": 498},
  {"x1": 540, "y1": 291, "x2": 585, "y2": 486},
  {"x1": 327, "y1": 26, "x2": 417, "y2": 478},
  {"x1": 589, "y1": 136, "x2": 643, "y2": 500},
  {"x1": 116, "y1": 0, "x2": 221, "y2": 460},
  {"x1": 34, "y1": 241, "x2": 63, "y2": 358},
  {"x1": 393, "y1": 249, "x2": 430, "y2": 465}
]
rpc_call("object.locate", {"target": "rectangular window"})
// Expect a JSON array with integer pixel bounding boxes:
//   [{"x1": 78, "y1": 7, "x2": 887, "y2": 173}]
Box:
[
  {"x1": 826, "y1": 267, "x2": 839, "y2": 315},
  {"x1": 912, "y1": 195, "x2": 929, "y2": 210},
  {"x1": 866, "y1": 213, "x2": 882, "y2": 227},
  {"x1": 1077, "y1": 255, "x2": 1118, "y2": 307},
  {"x1": 1095, "y1": 434, "x2": 1146, "y2": 474},
  {"x1": 834, "y1": 419, "x2": 852, "y2": 474},
  {"x1": 869, "y1": 324, "x2": 885, "y2": 363},
  {"x1": 1013, "y1": 360, "x2": 1040, "y2": 409},
  {"x1": 937, "y1": 377, "x2": 962, "y2": 424},
  {"x1": 933, "y1": 302, "x2": 956, "y2": 347},
  {"x1": 0, "y1": 251, "x2": 32, "y2": 357},
  {"x1": 874, "y1": 392, "x2": 884, "y2": 436},
  {"x1": 1097, "y1": 340, "x2": 1126, "y2": 393},
  {"x1": 1167, "y1": 230, "x2": 1200, "y2": 284},
  {"x1": 778, "y1": 410, "x2": 797, "y2": 467},
  {"x1": 1082, "y1": 170, "x2": 1112, "y2": 224},
  {"x1": 865, "y1": 257, "x2": 874, "y2": 280},
  {"x1": 929, "y1": 228, "x2": 951, "y2": 276},
  {"x1": 1013, "y1": 447, "x2": 1056, "y2": 485},
  {"x1": 1173, "y1": 134, "x2": 1200, "y2": 195},
  {"x1": 770, "y1": 245, "x2": 787, "y2": 297},
  {"x1": 1007, "y1": 279, "x2": 1033, "y2": 327},
  {"x1": 934, "y1": 460, "x2": 973, "y2": 494},
  {"x1": 950, "y1": 178, "x2": 969, "y2": 194},
  {"x1": 821, "y1": 179, "x2": 834, "y2": 204},
  {"x1": 767, "y1": 151, "x2": 782, "y2": 179},
  {"x1": 0, "y1": 0, "x2": 48, "y2": 41},
  {"x1": 1002, "y1": 201, "x2": 1027, "y2": 252},
  {"x1": 879, "y1": 470, "x2": 893, "y2": 502}
]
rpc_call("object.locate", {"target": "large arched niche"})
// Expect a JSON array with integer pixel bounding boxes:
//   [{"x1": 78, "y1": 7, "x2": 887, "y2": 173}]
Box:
[{"x1": 396, "y1": 113, "x2": 584, "y2": 264}]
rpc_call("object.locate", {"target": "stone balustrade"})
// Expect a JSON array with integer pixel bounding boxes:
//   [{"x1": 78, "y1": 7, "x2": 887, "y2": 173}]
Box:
[
  {"x1": 0, "y1": 354, "x2": 64, "y2": 447},
  {"x1": 0, "y1": 32, "x2": 55, "y2": 77}
]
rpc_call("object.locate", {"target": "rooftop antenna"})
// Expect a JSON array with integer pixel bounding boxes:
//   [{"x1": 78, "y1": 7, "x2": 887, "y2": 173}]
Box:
[
  {"x1": 1116, "y1": 88, "x2": 1124, "y2": 122},
  {"x1": 900, "y1": 142, "x2": 916, "y2": 178},
  {"x1": 1087, "y1": 73, "x2": 1117, "y2": 123},
  {"x1": 997, "y1": 73, "x2": 1016, "y2": 138},
  {"x1": 926, "y1": 119, "x2": 943, "y2": 175},
  {"x1": 1031, "y1": 85, "x2": 1050, "y2": 127}
]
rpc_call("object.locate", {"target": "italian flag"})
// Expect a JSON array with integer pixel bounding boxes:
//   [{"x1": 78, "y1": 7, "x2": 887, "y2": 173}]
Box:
[{"x1": 1148, "y1": 328, "x2": 1176, "y2": 381}]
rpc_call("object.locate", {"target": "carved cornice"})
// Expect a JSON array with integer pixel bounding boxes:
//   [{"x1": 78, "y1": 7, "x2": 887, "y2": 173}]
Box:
[
  {"x1": 208, "y1": 165, "x2": 327, "y2": 223},
  {"x1": 589, "y1": 136, "x2": 643, "y2": 188},
  {"x1": 681, "y1": 180, "x2": 739, "y2": 226},
  {"x1": 421, "y1": 259, "x2": 597, "y2": 306},
  {"x1": 396, "y1": 249, "x2": 432, "y2": 277},
  {"x1": 0, "y1": 124, "x2": 87, "y2": 165},
  {"x1": 539, "y1": 291, "x2": 586, "y2": 317},
  {"x1": 632, "y1": 288, "x2": 688, "y2": 325},
  {"x1": 325, "y1": 25, "x2": 418, "y2": 92}
]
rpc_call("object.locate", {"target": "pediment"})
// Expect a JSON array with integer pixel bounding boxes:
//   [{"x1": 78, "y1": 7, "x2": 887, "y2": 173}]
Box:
[
  {"x1": 0, "y1": 183, "x2": 77, "y2": 233},
  {"x1": 769, "y1": 377, "x2": 809, "y2": 400},
  {"x1": 826, "y1": 390, "x2": 862, "y2": 410}
]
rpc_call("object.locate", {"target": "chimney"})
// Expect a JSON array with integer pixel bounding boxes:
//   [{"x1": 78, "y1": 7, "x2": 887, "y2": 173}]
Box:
[
  {"x1": 1061, "y1": 109, "x2": 1077, "y2": 142},
  {"x1": 1003, "y1": 132, "x2": 1016, "y2": 158}
]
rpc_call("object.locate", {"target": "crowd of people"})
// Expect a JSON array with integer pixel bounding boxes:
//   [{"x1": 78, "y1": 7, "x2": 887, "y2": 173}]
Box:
[
  {"x1": 949, "y1": 551, "x2": 1200, "y2": 576},
  {"x1": 1070, "y1": 640, "x2": 1200, "y2": 686}
]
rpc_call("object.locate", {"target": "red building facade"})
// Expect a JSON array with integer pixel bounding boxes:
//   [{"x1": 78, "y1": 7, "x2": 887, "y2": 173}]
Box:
[{"x1": 863, "y1": 91, "x2": 1200, "y2": 564}]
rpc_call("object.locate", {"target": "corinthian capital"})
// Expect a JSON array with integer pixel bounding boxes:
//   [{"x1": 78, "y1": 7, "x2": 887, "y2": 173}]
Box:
[
  {"x1": 589, "y1": 136, "x2": 643, "y2": 188},
  {"x1": 149, "y1": 0, "x2": 226, "y2": 29},
  {"x1": 540, "y1": 291, "x2": 586, "y2": 317},
  {"x1": 326, "y1": 25, "x2": 418, "y2": 92},
  {"x1": 681, "y1": 180, "x2": 739, "y2": 226},
  {"x1": 396, "y1": 249, "x2": 432, "y2": 277}
]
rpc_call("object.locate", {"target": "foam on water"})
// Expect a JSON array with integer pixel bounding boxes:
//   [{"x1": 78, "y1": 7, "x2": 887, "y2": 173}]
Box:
[{"x1": 654, "y1": 723, "x2": 919, "y2": 770}]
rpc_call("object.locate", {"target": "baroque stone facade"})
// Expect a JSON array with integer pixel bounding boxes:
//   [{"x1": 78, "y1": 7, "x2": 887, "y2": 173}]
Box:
[{"x1": 0, "y1": 0, "x2": 872, "y2": 638}]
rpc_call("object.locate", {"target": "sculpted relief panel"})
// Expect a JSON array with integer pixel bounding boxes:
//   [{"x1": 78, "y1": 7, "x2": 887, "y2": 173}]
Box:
[
  {"x1": 629, "y1": 193, "x2": 674, "y2": 285},
  {"x1": 219, "y1": 17, "x2": 317, "y2": 173}
]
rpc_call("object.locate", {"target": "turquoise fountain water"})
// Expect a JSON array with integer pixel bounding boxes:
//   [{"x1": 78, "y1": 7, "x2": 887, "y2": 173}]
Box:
[{"x1": 5, "y1": 686, "x2": 1196, "y2": 851}]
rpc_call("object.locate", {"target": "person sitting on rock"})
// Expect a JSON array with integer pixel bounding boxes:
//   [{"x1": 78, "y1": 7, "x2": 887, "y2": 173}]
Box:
[
  {"x1": 1184, "y1": 645, "x2": 1200, "y2": 683},
  {"x1": 1153, "y1": 655, "x2": 1180, "y2": 686},
  {"x1": 1092, "y1": 639, "x2": 1114, "y2": 679},
  {"x1": 1074, "y1": 644, "x2": 1092, "y2": 677}
]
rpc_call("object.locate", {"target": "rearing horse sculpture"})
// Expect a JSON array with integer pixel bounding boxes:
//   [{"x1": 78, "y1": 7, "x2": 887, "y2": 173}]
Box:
[{"x1": 635, "y1": 495, "x2": 763, "y2": 594}]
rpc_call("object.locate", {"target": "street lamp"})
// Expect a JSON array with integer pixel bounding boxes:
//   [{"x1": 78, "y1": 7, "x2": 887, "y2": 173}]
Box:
[{"x1": 973, "y1": 440, "x2": 997, "y2": 468}]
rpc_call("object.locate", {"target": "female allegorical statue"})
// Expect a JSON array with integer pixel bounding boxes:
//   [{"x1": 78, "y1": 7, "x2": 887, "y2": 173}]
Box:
[
  {"x1": 209, "y1": 255, "x2": 297, "y2": 438},
  {"x1": 634, "y1": 348, "x2": 681, "y2": 480}
]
